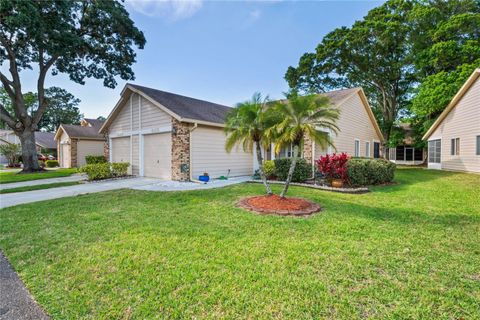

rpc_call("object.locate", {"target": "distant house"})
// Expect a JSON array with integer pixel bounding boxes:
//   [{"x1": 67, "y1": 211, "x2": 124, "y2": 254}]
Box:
[
  {"x1": 0, "y1": 130, "x2": 57, "y2": 164},
  {"x1": 55, "y1": 118, "x2": 105, "y2": 168},
  {"x1": 100, "y1": 85, "x2": 383, "y2": 181},
  {"x1": 254, "y1": 87, "x2": 384, "y2": 171},
  {"x1": 423, "y1": 68, "x2": 480, "y2": 173},
  {"x1": 387, "y1": 124, "x2": 425, "y2": 165}
]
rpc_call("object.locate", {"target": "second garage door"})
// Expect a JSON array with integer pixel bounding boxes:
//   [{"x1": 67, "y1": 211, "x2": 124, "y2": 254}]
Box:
[{"x1": 143, "y1": 133, "x2": 171, "y2": 179}]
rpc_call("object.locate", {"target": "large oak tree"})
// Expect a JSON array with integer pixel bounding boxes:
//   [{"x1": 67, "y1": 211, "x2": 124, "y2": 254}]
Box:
[{"x1": 0, "y1": 0, "x2": 145, "y2": 172}]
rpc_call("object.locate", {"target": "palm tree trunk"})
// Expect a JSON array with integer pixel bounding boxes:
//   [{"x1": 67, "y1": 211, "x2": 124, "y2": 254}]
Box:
[
  {"x1": 280, "y1": 145, "x2": 299, "y2": 198},
  {"x1": 256, "y1": 142, "x2": 273, "y2": 195}
]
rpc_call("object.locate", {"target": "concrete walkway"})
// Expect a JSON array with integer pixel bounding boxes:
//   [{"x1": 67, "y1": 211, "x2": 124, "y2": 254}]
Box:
[
  {"x1": 0, "y1": 251, "x2": 49, "y2": 320},
  {"x1": 0, "y1": 174, "x2": 86, "y2": 190},
  {"x1": 0, "y1": 177, "x2": 160, "y2": 209},
  {"x1": 131, "y1": 176, "x2": 251, "y2": 192}
]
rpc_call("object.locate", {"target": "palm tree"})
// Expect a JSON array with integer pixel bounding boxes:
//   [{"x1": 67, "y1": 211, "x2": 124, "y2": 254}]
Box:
[
  {"x1": 272, "y1": 92, "x2": 339, "y2": 198},
  {"x1": 225, "y1": 93, "x2": 279, "y2": 195}
]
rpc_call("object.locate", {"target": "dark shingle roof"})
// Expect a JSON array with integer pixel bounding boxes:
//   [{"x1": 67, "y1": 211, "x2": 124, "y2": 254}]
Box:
[
  {"x1": 61, "y1": 119, "x2": 105, "y2": 139},
  {"x1": 322, "y1": 87, "x2": 360, "y2": 105},
  {"x1": 34, "y1": 131, "x2": 56, "y2": 149},
  {"x1": 128, "y1": 84, "x2": 232, "y2": 124}
]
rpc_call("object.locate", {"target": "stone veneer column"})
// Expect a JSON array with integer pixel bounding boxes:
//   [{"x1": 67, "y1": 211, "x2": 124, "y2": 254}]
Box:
[
  {"x1": 70, "y1": 138, "x2": 78, "y2": 168},
  {"x1": 103, "y1": 130, "x2": 110, "y2": 161},
  {"x1": 303, "y1": 134, "x2": 313, "y2": 165},
  {"x1": 171, "y1": 119, "x2": 191, "y2": 181}
]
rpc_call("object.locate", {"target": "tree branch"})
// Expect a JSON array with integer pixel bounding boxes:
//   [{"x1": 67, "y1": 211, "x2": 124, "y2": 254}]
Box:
[
  {"x1": 0, "y1": 103, "x2": 17, "y2": 129},
  {"x1": 33, "y1": 55, "x2": 58, "y2": 125}
]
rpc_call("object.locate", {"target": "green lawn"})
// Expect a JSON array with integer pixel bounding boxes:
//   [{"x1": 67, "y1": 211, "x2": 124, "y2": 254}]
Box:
[
  {"x1": 0, "y1": 168, "x2": 78, "y2": 184},
  {"x1": 0, "y1": 181, "x2": 80, "y2": 194},
  {"x1": 0, "y1": 168, "x2": 479, "y2": 319}
]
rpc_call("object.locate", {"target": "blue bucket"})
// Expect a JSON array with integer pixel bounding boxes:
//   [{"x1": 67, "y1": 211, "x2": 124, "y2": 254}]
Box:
[{"x1": 199, "y1": 175, "x2": 210, "y2": 182}]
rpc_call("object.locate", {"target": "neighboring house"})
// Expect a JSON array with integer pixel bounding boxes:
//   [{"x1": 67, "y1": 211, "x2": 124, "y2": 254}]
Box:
[
  {"x1": 55, "y1": 118, "x2": 105, "y2": 168},
  {"x1": 387, "y1": 124, "x2": 425, "y2": 165},
  {"x1": 254, "y1": 87, "x2": 384, "y2": 171},
  {"x1": 100, "y1": 85, "x2": 383, "y2": 181},
  {"x1": 100, "y1": 84, "x2": 253, "y2": 181},
  {"x1": 0, "y1": 130, "x2": 57, "y2": 164},
  {"x1": 423, "y1": 68, "x2": 480, "y2": 173}
]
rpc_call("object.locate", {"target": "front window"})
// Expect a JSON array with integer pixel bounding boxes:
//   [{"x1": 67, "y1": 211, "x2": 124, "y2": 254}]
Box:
[
  {"x1": 450, "y1": 138, "x2": 460, "y2": 156},
  {"x1": 477, "y1": 136, "x2": 480, "y2": 156},
  {"x1": 278, "y1": 144, "x2": 303, "y2": 158},
  {"x1": 365, "y1": 141, "x2": 370, "y2": 157},
  {"x1": 428, "y1": 139, "x2": 441, "y2": 163},
  {"x1": 354, "y1": 139, "x2": 360, "y2": 157}
]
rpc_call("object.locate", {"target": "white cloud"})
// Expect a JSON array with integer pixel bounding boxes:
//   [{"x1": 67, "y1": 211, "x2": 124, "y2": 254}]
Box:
[
  {"x1": 126, "y1": 0, "x2": 203, "y2": 20},
  {"x1": 249, "y1": 9, "x2": 262, "y2": 20}
]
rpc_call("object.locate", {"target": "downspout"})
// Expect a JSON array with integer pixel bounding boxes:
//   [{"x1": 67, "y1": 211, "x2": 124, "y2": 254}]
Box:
[{"x1": 189, "y1": 123, "x2": 199, "y2": 182}]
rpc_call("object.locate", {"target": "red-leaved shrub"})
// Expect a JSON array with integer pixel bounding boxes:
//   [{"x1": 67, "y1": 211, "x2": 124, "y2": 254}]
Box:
[{"x1": 315, "y1": 153, "x2": 350, "y2": 182}]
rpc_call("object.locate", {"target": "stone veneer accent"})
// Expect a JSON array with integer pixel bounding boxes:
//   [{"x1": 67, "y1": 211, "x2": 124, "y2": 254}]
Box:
[
  {"x1": 103, "y1": 130, "x2": 110, "y2": 161},
  {"x1": 171, "y1": 119, "x2": 191, "y2": 181},
  {"x1": 303, "y1": 134, "x2": 313, "y2": 165},
  {"x1": 70, "y1": 138, "x2": 78, "y2": 168}
]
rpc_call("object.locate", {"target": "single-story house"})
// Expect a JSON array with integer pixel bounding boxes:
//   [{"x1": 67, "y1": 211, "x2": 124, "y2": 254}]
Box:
[
  {"x1": 254, "y1": 87, "x2": 384, "y2": 171},
  {"x1": 0, "y1": 130, "x2": 57, "y2": 164},
  {"x1": 100, "y1": 84, "x2": 384, "y2": 181},
  {"x1": 423, "y1": 68, "x2": 479, "y2": 173},
  {"x1": 55, "y1": 118, "x2": 105, "y2": 168},
  {"x1": 387, "y1": 124, "x2": 425, "y2": 165}
]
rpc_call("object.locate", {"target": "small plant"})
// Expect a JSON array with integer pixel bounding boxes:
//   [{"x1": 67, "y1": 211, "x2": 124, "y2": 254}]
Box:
[
  {"x1": 45, "y1": 160, "x2": 60, "y2": 168},
  {"x1": 85, "y1": 155, "x2": 107, "y2": 164},
  {"x1": 79, "y1": 163, "x2": 112, "y2": 181},
  {"x1": 262, "y1": 160, "x2": 275, "y2": 179},
  {"x1": 38, "y1": 160, "x2": 46, "y2": 168},
  {"x1": 274, "y1": 158, "x2": 310, "y2": 183},
  {"x1": 347, "y1": 158, "x2": 396, "y2": 187},
  {"x1": 316, "y1": 153, "x2": 349, "y2": 184},
  {"x1": 111, "y1": 162, "x2": 129, "y2": 177}
]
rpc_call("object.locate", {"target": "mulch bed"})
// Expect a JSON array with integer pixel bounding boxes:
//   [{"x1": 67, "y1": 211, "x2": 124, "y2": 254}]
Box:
[{"x1": 237, "y1": 194, "x2": 321, "y2": 217}]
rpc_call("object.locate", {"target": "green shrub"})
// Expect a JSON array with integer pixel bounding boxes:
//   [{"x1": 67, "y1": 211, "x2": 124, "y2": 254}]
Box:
[
  {"x1": 85, "y1": 155, "x2": 107, "y2": 164},
  {"x1": 38, "y1": 160, "x2": 46, "y2": 168},
  {"x1": 262, "y1": 160, "x2": 275, "y2": 178},
  {"x1": 111, "y1": 162, "x2": 129, "y2": 177},
  {"x1": 347, "y1": 158, "x2": 396, "y2": 187},
  {"x1": 274, "y1": 158, "x2": 311, "y2": 182},
  {"x1": 79, "y1": 163, "x2": 112, "y2": 181},
  {"x1": 45, "y1": 160, "x2": 60, "y2": 168}
]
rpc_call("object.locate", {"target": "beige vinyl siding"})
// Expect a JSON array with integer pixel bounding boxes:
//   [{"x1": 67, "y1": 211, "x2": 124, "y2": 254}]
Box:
[
  {"x1": 191, "y1": 126, "x2": 253, "y2": 178},
  {"x1": 131, "y1": 135, "x2": 140, "y2": 175},
  {"x1": 109, "y1": 97, "x2": 131, "y2": 135},
  {"x1": 314, "y1": 92, "x2": 381, "y2": 159},
  {"x1": 429, "y1": 77, "x2": 480, "y2": 172},
  {"x1": 132, "y1": 93, "x2": 140, "y2": 131},
  {"x1": 77, "y1": 140, "x2": 104, "y2": 167},
  {"x1": 140, "y1": 96, "x2": 171, "y2": 129}
]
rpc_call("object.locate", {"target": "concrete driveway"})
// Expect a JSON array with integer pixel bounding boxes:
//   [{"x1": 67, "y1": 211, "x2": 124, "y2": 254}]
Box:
[{"x1": 0, "y1": 177, "x2": 160, "y2": 209}]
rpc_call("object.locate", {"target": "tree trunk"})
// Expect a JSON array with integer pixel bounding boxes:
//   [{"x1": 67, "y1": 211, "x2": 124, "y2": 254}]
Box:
[
  {"x1": 18, "y1": 129, "x2": 41, "y2": 173},
  {"x1": 280, "y1": 145, "x2": 299, "y2": 198},
  {"x1": 256, "y1": 142, "x2": 273, "y2": 195}
]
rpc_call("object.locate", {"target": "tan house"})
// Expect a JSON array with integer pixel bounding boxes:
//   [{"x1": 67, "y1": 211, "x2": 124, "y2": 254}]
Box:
[
  {"x1": 254, "y1": 87, "x2": 384, "y2": 170},
  {"x1": 55, "y1": 118, "x2": 105, "y2": 168},
  {"x1": 0, "y1": 130, "x2": 57, "y2": 164},
  {"x1": 423, "y1": 68, "x2": 480, "y2": 173},
  {"x1": 100, "y1": 84, "x2": 252, "y2": 181},
  {"x1": 101, "y1": 85, "x2": 383, "y2": 181}
]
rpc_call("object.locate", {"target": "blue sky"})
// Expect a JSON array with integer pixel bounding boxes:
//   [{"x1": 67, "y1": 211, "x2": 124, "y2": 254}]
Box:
[{"x1": 11, "y1": 0, "x2": 383, "y2": 119}]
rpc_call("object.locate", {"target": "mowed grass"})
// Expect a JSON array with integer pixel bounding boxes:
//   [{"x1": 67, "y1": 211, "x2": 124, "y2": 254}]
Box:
[
  {"x1": 0, "y1": 181, "x2": 80, "y2": 194},
  {"x1": 0, "y1": 168, "x2": 78, "y2": 184},
  {"x1": 0, "y1": 168, "x2": 479, "y2": 319}
]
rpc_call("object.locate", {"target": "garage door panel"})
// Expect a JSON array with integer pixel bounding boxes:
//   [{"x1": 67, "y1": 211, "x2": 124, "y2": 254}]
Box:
[
  {"x1": 111, "y1": 137, "x2": 130, "y2": 163},
  {"x1": 143, "y1": 133, "x2": 171, "y2": 179},
  {"x1": 77, "y1": 140, "x2": 104, "y2": 167}
]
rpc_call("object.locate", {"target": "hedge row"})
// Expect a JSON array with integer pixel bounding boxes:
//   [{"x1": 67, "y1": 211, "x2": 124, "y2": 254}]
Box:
[
  {"x1": 80, "y1": 162, "x2": 130, "y2": 181},
  {"x1": 85, "y1": 155, "x2": 107, "y2": 164},
  {"x1": 347, "y1": 158, "x2": 396, "y2": 187}
]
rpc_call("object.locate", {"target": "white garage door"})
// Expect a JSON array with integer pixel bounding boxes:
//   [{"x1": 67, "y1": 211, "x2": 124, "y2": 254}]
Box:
[
  {"x1": 143, "y1": 133, "x2": 171, "y2": 179},
  {"x1": 61, "y1": 144, "x2": 70, "y2": 168},
  {"x1": 77, "y1": 140, "x2": 104, "y2": 167},
  {"x1": 191, "y1": 126, "x2": 253, "y2": 178},
  {"x1": 111, "y1": 137, "x2": 130, "y2": 163}
]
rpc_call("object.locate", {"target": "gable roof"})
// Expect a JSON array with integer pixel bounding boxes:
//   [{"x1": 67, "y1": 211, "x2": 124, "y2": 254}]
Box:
[
  {"x1": 55, "y1": 119, "x2": 105, "y2": 141},
  {"x1": 423, "y1": 68, "x2": 480, "y2": 140},
  {"x1": 34, "y1": 131, "x2": 56, "y2": 149},
  {"x1": 100, "y1": 84, "x2": 383, "y2": 141}
]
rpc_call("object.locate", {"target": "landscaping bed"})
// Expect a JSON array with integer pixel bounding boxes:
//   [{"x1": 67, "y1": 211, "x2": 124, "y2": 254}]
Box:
[{"x1": 237, "y1": 194, "x2": 321, "y2": 216}]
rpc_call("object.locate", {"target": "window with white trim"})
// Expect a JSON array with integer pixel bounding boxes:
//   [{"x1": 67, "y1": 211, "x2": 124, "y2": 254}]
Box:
[
  {"x1": 354, "y1": 139, "x2": 360, "y2": 157},
  {"x1": 428, "y1": 139, "x2": 441, "y2": 163},
  {"x1": 365, "y1": 141, "x2": 370, "y2": 157},
  {"x1": 477, "y1": 136, "x2": 480, "y2": 155},
  {"x1": 450, "y1": 138, "x2": 460, "y2": 156}
]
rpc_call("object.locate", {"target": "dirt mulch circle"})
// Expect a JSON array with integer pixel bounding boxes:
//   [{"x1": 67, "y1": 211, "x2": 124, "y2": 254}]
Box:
[{"x1": 237, "y1": 194, "x2": 321, "y2": 217}]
